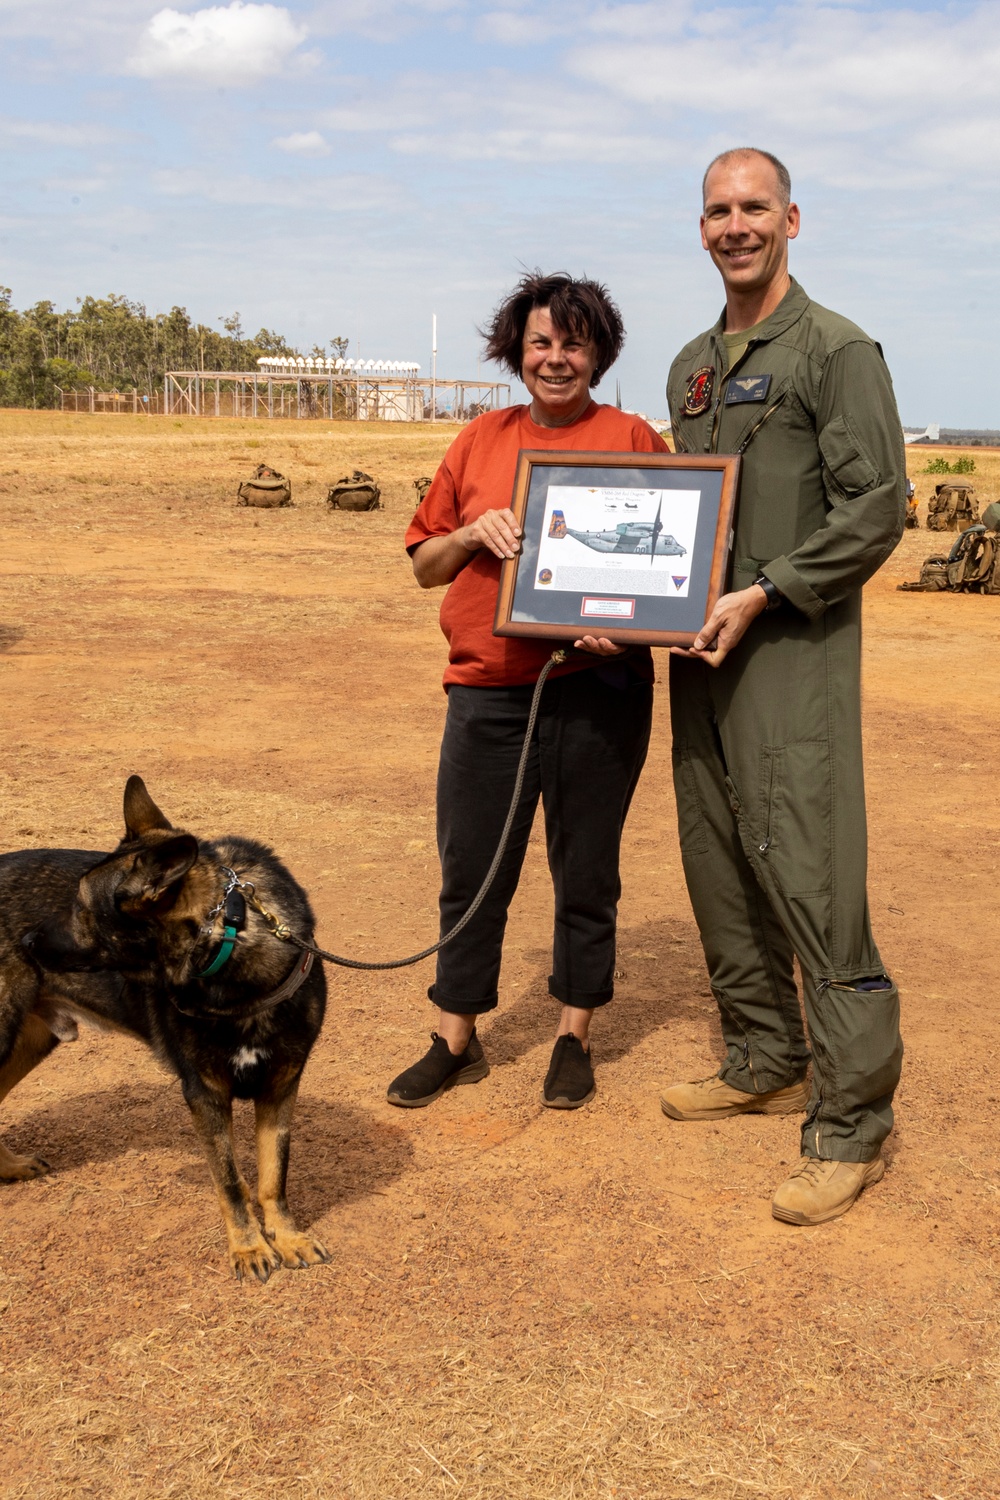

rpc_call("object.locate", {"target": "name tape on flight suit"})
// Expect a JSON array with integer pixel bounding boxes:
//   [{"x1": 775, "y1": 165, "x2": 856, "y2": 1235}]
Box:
[{"x1": 724, "y1": 374, "x2": 772, "y2": 405}]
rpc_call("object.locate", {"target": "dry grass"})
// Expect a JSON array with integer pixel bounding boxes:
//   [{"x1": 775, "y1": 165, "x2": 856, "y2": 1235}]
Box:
[{"x1": 1, "y1": 413, "x2": 999, "y2": 1500}]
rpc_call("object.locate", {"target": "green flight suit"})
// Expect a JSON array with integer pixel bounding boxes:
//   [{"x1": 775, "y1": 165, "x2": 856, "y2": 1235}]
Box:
[{"x1": 666, "y1": 278, "x2": 905, "y2": 1163}]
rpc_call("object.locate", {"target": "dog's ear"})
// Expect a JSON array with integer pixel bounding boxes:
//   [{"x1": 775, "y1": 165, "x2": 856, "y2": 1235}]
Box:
[
  {"x1": 123, "y1": 776, "x2": 173, "y2": 839},
  {"x1": 117, "y1": 834, "x2": 199, "y2": 915}
]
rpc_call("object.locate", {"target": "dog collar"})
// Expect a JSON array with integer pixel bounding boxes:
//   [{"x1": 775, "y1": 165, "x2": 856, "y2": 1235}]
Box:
[
  {"x1": 178, "y1": 947, "x2": 315, "y2": 1019},
  {"x1": 200, "y1": 924, "x2": 238, "y2": 976},
  {"x1": 198, "y1": 880, "x2": 247, "y2": 978}
]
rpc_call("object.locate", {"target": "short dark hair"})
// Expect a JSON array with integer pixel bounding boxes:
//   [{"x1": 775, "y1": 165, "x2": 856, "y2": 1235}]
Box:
[
  {"x1": 481, "y1": 271, "x2": 625, "y2": 388},
  {"x1": 702, "y1": 148, "x2": 791, "y2": 208}
]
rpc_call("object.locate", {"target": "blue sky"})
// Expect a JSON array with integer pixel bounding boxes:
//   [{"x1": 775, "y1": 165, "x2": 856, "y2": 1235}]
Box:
[{"x1": 1, "y1": 0, "x2": 996, "y2": 424}]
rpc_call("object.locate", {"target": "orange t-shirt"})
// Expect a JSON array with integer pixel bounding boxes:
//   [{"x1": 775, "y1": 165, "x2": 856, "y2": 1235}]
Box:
[{"x1": 406, "y1": 402, "x2": 671, "y2": 688}]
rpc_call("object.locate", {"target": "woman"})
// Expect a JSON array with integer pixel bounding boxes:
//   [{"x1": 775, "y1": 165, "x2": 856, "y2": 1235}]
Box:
[{"x1": 387, "y1": 271, "x2": 668, "y2": 1111}]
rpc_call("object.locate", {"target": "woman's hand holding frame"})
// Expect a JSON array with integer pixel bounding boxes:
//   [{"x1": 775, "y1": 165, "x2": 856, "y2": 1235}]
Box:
[{"x1": 494, "y1": 451, "x2": 741, "y2": 649}]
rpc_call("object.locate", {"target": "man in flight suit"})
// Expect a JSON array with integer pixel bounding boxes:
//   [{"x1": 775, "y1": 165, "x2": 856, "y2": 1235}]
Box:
[{"x1": 660, "y1": 148, "x2": 905, "y2": 1225}]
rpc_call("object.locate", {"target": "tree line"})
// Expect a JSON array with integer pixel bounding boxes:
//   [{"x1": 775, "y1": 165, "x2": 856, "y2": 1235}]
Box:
[{"x1": 0, "y1": 288, "x2": 348, "y2": 408}]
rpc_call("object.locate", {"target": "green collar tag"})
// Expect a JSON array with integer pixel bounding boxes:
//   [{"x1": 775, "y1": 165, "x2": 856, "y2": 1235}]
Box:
[{"x1": 199, "y1": 924, "x2": 238, "y2": 978}]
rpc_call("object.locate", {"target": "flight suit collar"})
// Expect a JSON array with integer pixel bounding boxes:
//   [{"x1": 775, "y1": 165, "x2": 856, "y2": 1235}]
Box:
[{"x1": 710, "y1": 276, "x2": 810, "y2": 352}]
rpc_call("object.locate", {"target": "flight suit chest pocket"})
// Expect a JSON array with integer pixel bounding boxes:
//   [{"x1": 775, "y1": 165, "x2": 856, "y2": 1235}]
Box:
[
  {"x1": 722, "y1": 376, "x2": 791, "y2": 455},
  {"x1": 818, "y1": 415, "x2": 881, "y2": 499}
]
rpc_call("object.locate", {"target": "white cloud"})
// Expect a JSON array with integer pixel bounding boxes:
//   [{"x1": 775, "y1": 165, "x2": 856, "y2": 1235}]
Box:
[
  {"x1": 272, "y1": 129, "x2": 331, "y2": 156},
  {"x1": 0, "y1": 117, "x2": 122, "y2": 147},
  {"x1": 475, "y1": 11, "x2": 558, "y2": 45},
  {"x1": 129, "y1": 2, "x2": 309, "y2": 84},
  {"x1": 319, "y1": 69, "x2": 644, "y2": 159},
  {"x1": 566, "y1": 2, "x2": 1000, "y2": 184},
  {"x1": 390, "y1": 127, "x2": 661, "y2": 163},
  {"x1": 583, "y1": 2, "x2": 692, "y2": 39},
  {"x1": 309, "y1": 0, "x2": 466, "y2": 37},
  {"x1": 152, "y1": 167, "x2": 404, "y2": 213}
]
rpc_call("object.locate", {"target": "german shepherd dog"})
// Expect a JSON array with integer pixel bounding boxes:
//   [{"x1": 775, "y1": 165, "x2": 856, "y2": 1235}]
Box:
[{"x1": 0, "y1": 776, "x2": 329, "y2": 1282}]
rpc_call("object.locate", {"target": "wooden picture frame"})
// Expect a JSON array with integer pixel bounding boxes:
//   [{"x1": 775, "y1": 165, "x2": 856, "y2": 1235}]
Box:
[{"x1": 493, "y1": 451, "x2": 741, "y2": 647}]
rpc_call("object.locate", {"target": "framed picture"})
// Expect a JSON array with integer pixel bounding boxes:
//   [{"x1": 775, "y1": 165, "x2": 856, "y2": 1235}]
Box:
[{"x1": 493, "y1": 451, "x2": 741, "y2": 647}]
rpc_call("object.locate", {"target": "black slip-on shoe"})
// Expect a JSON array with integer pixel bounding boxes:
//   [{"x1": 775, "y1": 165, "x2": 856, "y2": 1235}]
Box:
[
  {"x1": 386, "y1": 1029, "x2": 489, "y2": 1108},
  {"x1": 542, "y1": 1033, "x2": 595, "y2": 1109}
]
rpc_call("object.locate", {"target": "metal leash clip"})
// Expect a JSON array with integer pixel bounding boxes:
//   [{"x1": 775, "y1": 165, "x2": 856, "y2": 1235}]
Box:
[
  {"x1": 201, "y1": 867, "x2": 256, "y2": 936},
  {"x1": 201, "y1": 866, "x2": 240, "y2": 934},
  {"x1": 244, "y1": 887, "x2": 292, "y2": 941}
]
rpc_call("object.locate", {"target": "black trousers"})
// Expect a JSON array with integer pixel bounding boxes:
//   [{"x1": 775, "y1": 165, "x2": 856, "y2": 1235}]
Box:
[{"x1": 432, "y1": 667, "x2": 653, "y2": 1015}]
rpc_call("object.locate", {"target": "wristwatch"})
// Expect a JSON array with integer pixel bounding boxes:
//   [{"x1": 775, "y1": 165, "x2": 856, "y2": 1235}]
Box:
[{"x1": 753, "y1": 574, "x2": 783, "y2": 612}]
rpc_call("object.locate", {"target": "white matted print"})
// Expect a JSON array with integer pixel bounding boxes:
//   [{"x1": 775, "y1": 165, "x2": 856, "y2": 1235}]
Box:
[{"x1": 534, "y1": 486, "x2": 702, "y2": 599}]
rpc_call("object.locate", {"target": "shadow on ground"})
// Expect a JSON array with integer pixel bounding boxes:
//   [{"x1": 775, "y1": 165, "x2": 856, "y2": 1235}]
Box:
[
  {"x1": 3, "y1": 1084, "x2": 414, "y2": 1223},
  {"x1": 480, "y1": 916, "x2": 712, "y2": 1068}
]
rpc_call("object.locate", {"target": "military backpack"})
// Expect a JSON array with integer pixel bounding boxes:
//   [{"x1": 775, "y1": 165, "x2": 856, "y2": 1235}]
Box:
[
  {"x1": 925, "y1": 482, "x2": 979, "y2": 532},
  {"x1": 327, "y1": 470, "x2": 381, "y2": 511},
  {"x1": 899, "y1": 512, "x2": 1000, "y2": 593},
  {"x1": 236, "y1": 464, "x2": 292, "y2": 508}
]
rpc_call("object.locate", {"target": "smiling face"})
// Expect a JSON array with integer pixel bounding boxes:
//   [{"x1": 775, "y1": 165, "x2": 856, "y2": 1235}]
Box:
[
  {"x1": 521, "y1": 305, "x2": 599, "y2": 427},
  {"x1": 700, "y1": 152, "x2": 800, "y2": 307}
]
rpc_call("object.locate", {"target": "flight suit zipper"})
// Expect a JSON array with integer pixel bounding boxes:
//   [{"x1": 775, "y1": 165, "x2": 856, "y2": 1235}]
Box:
[
  {"x1": 708, "y1": 387, "x2": 725, "y2": 454},
  {"x1": 708, "y1": 339, "x2": 784, "y2": 455},
  {"x1": 810, "y1": 975, "x2": 836, "y2": 1157},
  {"x1": 707, "y1": 333, "x2": 743, "y2": 452},
  {"x1": 736, "y1": 393, "x2": 787, "y2": 455},
  {"x1": 717, "y1": 993, "x2": 757, "y2": 1088},
  {"x1": 757, "y1": 752, "x2": 776, "y2": 857}
]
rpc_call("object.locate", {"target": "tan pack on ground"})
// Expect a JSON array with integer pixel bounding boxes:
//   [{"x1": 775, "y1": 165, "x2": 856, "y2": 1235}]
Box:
[
  {"x1": 327, "y1": 471, "x2": 381, "y2": 511},
  {"x1": 236, "y1": 464, "x2": 292, "y2": 508},
  {"x1": 925, "y1": 482, "x2": 979, "y2": 532},
  {"x1": 948, "y1": 528, "x2": 1000, "y2": 593},
  {"x1": 412, "y1": 476, "x2": 432, "y2": 507},
  {"x1": 899, "y1": 514, "x2": 1000, "y2": 593},
  {"x1": 898, "y1": 555, "x2": 950, "y2": 591}
]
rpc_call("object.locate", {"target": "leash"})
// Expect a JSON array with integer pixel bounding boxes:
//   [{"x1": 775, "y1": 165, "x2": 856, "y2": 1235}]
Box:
[{"x1": 243, "y1": 649, "x2": 568, "y2": 972}]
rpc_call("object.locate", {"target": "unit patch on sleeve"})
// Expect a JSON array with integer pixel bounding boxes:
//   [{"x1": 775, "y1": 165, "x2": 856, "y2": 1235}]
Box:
[
  {"x1": 682, "y1": 366, "x2": 715, "y2": 416},
  {"x1": 724, "y1": 374, "x2": 772, "y2": 405}
]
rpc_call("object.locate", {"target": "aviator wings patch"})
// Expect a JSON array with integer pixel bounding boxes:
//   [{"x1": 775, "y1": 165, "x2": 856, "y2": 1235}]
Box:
[{"x1": 724, "y1": 374, "x2": 772, "y2": 405}]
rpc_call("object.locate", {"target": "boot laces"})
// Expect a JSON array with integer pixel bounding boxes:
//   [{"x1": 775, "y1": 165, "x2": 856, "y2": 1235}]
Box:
[{"x1": 790, "y1": 1156, "x2": 831, "y2": 1185}]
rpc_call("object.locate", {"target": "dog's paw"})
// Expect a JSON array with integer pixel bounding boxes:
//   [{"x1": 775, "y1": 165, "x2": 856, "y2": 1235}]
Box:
[
  {"x1": 229, "y1": 1240, "x2": 282, "y2": 1284},
  {"x1": 0, "y1": 1150, "x2": 52, "y2": 1183},
  {"x1": 266, "y1": 1228, "x2": 332, "y2": 1270}
]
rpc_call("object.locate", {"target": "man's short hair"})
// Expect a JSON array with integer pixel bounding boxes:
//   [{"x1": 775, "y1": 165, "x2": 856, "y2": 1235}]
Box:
[
  {"x1": 481, "y1": 271, "x2": 625, "y2": 388},
  {"x1": 702, "y1": 148, "x2": 791, "y2": 208}
]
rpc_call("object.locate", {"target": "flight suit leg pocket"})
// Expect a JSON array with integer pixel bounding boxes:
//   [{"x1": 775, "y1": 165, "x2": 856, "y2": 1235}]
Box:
[
  {"x1": 672, "y1": 746, "x2": 710, "y2": 857},
  {"x1": 724, "y1": 771, "x2": 764, "y2": 880},
  {"x1": 763, "y1": 741, "x2": 833, "y2": 900}
]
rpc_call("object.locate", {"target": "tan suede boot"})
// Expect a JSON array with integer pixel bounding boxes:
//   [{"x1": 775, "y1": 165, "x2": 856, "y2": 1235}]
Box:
[
  {"x1": 659, "y1": 1073, "x2": 810, "y2": 1121},
  {"x1": 771, "y1": 1154, "x2": 885, "y2": 1225}
]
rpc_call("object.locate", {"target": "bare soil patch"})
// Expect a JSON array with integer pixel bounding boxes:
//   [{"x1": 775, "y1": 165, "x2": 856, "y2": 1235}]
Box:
[{"x1": 1, "y1": 415, "x2": 999, "y2": 1499}]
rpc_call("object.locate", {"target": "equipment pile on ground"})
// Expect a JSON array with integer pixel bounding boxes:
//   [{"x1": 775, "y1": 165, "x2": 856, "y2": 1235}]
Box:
[
  {"x1": 412, "y1": 476, "x2": 433, "y2": 507},
  {"x1": 327, "y1": 471, "x2": 382, "y2": 511},
  {"x1": 926, "y1": 482, "x2": 979, "y2": 532},
  {"x1": 236, "y1": 464, "x2": 292, "y2": 508},
  {"x1": 898, "y1": 502, "x2": 1000, "y2": 593}
]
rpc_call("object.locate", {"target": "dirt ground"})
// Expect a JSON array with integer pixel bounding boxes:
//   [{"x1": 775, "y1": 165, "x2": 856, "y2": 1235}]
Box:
[{"x1": 0, "y1": 413, "x2": 998, "y2": 1500}]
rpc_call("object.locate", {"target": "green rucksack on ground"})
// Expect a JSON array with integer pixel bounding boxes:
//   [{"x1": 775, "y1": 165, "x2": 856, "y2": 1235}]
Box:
[{"x1": 899, "y1": 515, "x2": 1000, "y2": 593}]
